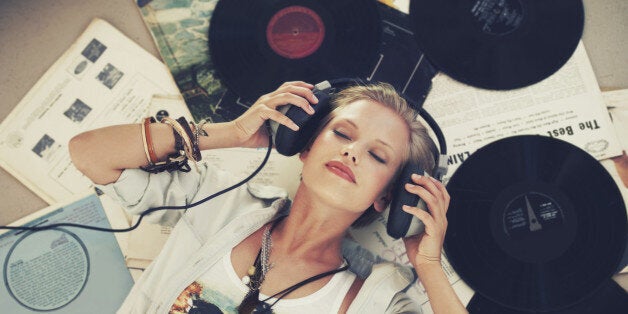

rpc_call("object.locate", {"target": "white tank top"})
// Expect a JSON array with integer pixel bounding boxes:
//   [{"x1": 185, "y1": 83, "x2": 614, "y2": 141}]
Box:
[{"x1": 169, "y1": 250, "x2": 357, "y2": 314}]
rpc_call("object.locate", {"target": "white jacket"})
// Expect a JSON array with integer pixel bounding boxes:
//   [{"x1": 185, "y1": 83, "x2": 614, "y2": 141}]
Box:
[{"x1": 97, "y1": 161, "x2": 421, "y2": 313}]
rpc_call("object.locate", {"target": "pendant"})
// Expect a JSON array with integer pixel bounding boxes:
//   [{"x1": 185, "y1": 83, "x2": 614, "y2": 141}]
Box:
[
  {"x1": 241, "y1": 275, "x2": 250, "y2": 285},
  {"x1": 253, "y1": 301, "x2": 273, "y2": 313}
]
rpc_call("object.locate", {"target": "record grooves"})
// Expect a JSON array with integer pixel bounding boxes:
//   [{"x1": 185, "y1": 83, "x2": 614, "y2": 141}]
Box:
[
  {"x1": 409, "y1": 0, "x2": 585, "y2": 90},
  {"x1": 444, "y1": 135, "x2": 627, "y2": 312},
  {"x1": 209, "y1": 0, "x2": 381, "y2": 102}
]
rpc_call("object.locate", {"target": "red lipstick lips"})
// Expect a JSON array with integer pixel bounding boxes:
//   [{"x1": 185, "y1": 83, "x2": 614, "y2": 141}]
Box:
[{"x1": 326, "y1": 161, "x2": 356, "y2": 183}]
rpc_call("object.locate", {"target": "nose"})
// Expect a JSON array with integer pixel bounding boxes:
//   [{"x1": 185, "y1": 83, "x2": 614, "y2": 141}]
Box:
[{"x1": 342, "y1": 147, "x2": 357, "y2": 164}]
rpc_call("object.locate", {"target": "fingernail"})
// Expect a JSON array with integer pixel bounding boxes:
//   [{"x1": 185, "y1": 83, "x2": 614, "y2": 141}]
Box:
[
  {"x1": 412, "y1": 173, "x2": 421, "y2": 179},
  {"x1": 308, "y1": 105, "x2": 315, "y2": 113},
  {"x1": 311, "y1": 95, "x2": 318, "y2": 103}
]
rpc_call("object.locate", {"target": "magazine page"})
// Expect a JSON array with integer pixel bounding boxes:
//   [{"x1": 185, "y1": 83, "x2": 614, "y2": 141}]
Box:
[
  {"x1": 0, "y1": 18, "x2": 180, "y2": 204},
  {"x1": 0, "y1": 193, "x2": 133, "y2": 313}
]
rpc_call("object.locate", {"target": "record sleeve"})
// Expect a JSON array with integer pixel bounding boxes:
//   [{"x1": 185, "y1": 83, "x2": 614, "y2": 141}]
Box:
[
  {"x1": 409, "y1": 0, "x2": 584, "y2": 90},
  {"x1": 444, "y1": 135, "x2": 627, "y2": 312}
]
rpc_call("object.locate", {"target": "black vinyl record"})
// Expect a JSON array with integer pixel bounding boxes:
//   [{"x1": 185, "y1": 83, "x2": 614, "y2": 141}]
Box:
[
  {"x1": 444, "y1": 135, "x2": 627, "y2": 312},
  {"x1": 466, "y1": 279, "x2": 628, "y2": 313},
  {"x1": 409, "y1": 0, "x2": 584, "y2": 90},
  {"x1": 209, "y1": 0, "x2": 381, "y2": 102}
]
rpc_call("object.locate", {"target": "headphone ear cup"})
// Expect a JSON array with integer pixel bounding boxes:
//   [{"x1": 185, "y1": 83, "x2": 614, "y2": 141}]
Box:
[
  {"x1": 273, "y1": 91, "x2": 333, "y2": 156},
  {"x1": 386, "y1": 162, "x2": 427, "y2": 239}
]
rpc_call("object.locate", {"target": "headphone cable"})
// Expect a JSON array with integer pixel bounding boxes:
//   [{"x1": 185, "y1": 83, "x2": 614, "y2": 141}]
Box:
[{"x1": 0, "y1": 124, "x2": 274, "y2": 233}]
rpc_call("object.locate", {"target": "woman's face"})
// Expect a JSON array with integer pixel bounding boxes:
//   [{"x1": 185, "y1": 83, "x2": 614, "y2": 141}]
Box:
[{"x1": 300, "y1": 99, "x2": 410, "y2": 214}]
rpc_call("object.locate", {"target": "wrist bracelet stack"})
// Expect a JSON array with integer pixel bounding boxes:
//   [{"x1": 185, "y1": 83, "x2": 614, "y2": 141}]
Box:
[{"x1": 139, "y1": 116, "x2": 206, "y2": 174}]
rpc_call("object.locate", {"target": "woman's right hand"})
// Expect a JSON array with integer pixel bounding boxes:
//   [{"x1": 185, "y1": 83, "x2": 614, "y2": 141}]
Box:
[{"x1": 232, "y1": 81, "x2": 318, "y2": 148}]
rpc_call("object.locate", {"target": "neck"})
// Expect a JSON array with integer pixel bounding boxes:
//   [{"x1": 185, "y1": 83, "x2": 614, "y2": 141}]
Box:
[{"x1": 272, "y1": 184, "x2": 361, "y2": 262}]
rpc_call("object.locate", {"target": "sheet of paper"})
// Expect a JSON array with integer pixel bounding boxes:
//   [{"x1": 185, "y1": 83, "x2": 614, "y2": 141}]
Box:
[
  {"x1": 0, "y1": 193, "x2": 133, "y2": 313},
  {"x1": 0, "y1": 18, "x2": 181, "y2": 204},
  {"x1": 423, "y1": 42, "x2": 622, "y2": 183},
  {"x1": 204, "y1": 148, "x2": 303, "y2": 198},
  {"x1": 379, "y1": 0, "x2": 410, "y2": 13}
]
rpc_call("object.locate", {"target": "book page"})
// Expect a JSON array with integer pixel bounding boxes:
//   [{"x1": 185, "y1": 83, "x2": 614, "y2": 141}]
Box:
[
  {"x1": 0, "y1": 193, "x2": 133, "y2": 312},
  {"x1": 0, "y1": 18, "x2": 180, "y2": 204}
]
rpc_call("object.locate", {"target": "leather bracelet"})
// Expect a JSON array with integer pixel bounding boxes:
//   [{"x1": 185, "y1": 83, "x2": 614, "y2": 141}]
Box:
[
  {"x1": 177, "y1": 117, "x2": 202, "y2": 161},
  {"x1": 172, "y1": 126, "x2": 184, "y2": 153},
  {"x1": 160, "y1": 117, "x2": 194, "y2": 161}
]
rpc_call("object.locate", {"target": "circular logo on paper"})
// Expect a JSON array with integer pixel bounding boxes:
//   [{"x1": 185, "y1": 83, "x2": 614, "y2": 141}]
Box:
[
  {"x1": 584, "y1": 140, "x2": 609, "y2": 153},
  {"x1": 266, "y1": 6, "x2": 325, "y2": 59},
  {"x1": 3, "y1": 229, "x2": 89, "y2": 311},
  {"x1": 470, "y1": 0, "x2": 524, "y2": 36}
]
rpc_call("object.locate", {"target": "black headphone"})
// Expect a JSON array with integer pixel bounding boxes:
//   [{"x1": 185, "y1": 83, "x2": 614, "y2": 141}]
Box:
[{"x1": 269, "y1": 79, "x2": 448, "y2": 239}]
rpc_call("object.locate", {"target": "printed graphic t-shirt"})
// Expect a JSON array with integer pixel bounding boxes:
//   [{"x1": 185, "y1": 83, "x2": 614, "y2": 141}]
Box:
[{"x1": 169, "y1": 250, "x2": 356, "y2": 314}]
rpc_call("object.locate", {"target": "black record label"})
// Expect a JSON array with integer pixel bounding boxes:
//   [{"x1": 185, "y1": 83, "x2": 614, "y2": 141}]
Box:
[
  {"x1": 409, "y1": 0, "x2": 584, "y2": 90},
  {"x1": 209, "y1": 0, "x2": 381, "y2": 102},
  {"x1": 444, "y1": 135, "x2": 627, "y2": 312},
  {"x1": 490, "y1": 182, "x2": 577, "y2": 264}
]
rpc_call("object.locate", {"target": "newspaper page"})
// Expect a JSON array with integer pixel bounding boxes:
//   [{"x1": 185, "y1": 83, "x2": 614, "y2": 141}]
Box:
[
  {"x1": 0, "y1": 193, "x2": 133, "y2": 313},
  {"x1": 423, "y1": 42, "x2": 622, "y2": 183},
  {"x1": 0, "y1": 18, "x2": 180, "y2": 204}
]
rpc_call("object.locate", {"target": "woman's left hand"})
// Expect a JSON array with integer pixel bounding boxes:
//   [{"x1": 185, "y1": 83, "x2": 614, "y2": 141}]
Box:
[{"x1": 401, "y1": 174, "x2": 450, "y2": 268}]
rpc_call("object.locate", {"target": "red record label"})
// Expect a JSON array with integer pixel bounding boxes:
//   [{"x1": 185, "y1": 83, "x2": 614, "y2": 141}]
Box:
[{"x1": 266, "y1": 6, "x2": 325, "y2": 59}]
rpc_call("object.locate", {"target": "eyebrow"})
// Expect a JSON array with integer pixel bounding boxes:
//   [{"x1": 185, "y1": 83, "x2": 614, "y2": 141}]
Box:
[{"x1": 339, "y1": 118, "x2": 395, "y2": 152}]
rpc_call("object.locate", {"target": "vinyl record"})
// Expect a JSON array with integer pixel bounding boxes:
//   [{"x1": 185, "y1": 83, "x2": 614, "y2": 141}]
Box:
[
  {"x1": 409, "y1": 0, "x2": 584, "y2": 90},
  {"x1": 466, "y1": 279, "x2": 628, "y2": 313},
  {"x1": 444, "y1": 135, "x2": 627, "y2": 312},
  {"x1": 209, "y1": 0, "x2": 381, "y2": 102}
]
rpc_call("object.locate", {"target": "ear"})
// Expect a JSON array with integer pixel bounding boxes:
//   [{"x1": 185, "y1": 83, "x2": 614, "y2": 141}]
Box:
[{"x1": 373, "y1": 189, "x2": 392, "y2": 213}]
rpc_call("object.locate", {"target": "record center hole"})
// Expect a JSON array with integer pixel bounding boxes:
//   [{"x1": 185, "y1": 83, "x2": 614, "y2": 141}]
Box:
[{"x1": 292, "y1": 28, "x2": 300, "y2": 36}]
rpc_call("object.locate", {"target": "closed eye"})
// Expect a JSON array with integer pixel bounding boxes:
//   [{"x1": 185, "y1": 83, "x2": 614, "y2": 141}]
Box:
[
  {"x1": 333, "y1": 129, "x2": 351, "y2": 140},
  {"x1": 369, "y1": 151, "x2": 386, "y2": 164}
]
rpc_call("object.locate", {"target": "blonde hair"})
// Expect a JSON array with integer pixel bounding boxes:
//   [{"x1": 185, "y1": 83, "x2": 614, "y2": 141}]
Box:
[{"x1": 309, "y1": 82, "x2": 438, "y2": 227}]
